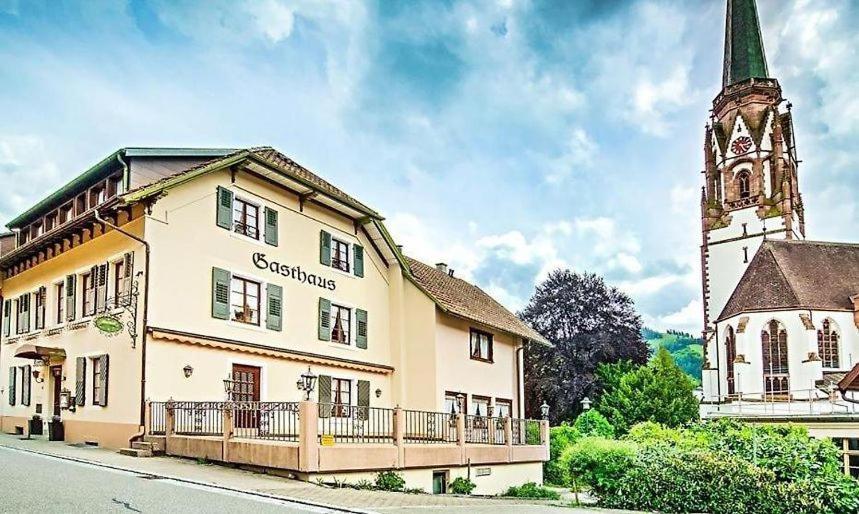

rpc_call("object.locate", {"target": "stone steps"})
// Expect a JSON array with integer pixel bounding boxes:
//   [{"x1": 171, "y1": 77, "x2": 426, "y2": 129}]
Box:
[{"x1": 118, "y1": 441, "x2": 156, "y2": 458}]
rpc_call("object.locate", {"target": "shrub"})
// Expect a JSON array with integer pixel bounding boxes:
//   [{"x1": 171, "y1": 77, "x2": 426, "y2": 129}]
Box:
[
  {"x1": 525, "y1": 420, "x2": 542, "y2": 445},
  {"x1": 448, "y1": 477, "x2": 476, "y2": 495},
  {"x1": 573, "y1": 410, "x2": 615, "y2": 438},
  {"x1": 374, "y1": 470, "x2": 405, "y2": 492},
  {"x1": 502, "y1": 482, "x2": 560, "y2": 500},
  {"x1": 563, "y1": 437, "x2": 637, "y2": 494},
  {"x1": 544, "y1": 423, "x2": 580, "y2": 485}
]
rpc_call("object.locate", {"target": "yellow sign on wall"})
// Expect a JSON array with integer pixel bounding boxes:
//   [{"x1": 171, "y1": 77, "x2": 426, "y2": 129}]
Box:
[{"x1": 320, "y1": 434, "x2": 335, "y2": 447}]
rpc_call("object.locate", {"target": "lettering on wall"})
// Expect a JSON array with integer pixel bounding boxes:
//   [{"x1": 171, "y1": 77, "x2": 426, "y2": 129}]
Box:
[{"x1": 253, "y1": 253, "x2": 336, "y2": 291}]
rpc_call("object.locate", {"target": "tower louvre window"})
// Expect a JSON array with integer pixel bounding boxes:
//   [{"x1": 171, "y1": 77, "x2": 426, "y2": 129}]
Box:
[{"x1": 737, "y1": 171, "x2": 751, "y2": 199}]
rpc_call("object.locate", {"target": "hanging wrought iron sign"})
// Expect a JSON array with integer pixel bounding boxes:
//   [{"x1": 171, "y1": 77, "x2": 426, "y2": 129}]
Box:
[
  {"x1": 94, "y1": 280, "x2": 141, "y2": 347},
  {"x1": 93, "y1": 314, "x2": 124, "y2": 335}
]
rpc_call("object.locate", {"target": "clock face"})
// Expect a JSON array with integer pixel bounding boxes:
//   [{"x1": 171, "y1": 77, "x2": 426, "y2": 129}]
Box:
[{"x1": 731, "y1": 136, "x2": 753, "y2": 155}]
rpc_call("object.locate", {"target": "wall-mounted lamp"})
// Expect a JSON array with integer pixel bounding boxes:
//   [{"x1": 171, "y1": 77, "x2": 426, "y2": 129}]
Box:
[
  {"x1": 183, "y1": 365, "x2": 193, "y2": 378},
  {"x1": 375, "y1": 388, "x2": 382, "y2": 398},
  {"x1": 296, "y1": 367, "x2": 317, "y2": 401},
  {"x1": 32, "y1": 370, "x2": 44, "y2": 384}
]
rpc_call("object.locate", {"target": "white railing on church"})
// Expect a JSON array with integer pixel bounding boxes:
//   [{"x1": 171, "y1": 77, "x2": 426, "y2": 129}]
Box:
[{"x1": 704, "y1": 388, "x2": 859, "y2": 418}]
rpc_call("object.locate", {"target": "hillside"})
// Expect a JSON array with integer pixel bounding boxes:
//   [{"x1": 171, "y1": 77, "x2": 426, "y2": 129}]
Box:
[{"x1": 643, "y1": 328, "x2": 703, "y2": 385}]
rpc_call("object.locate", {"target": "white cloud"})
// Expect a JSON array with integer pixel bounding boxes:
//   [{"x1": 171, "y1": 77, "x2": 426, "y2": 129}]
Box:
[
  {"x1": 248, "y1": 0, "x2": 295, "y2": 43},
  {"x1": 0, "y1": 135, "x2": 61, "y2": 223},
  {"x1": 651, "y1": 299, "x2": 703, "y2": 334}
]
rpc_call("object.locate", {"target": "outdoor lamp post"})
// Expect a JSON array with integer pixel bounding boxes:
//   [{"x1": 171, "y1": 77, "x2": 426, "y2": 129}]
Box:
[
  {"x1": 540, "y1": 402, "x2": 550, "y2": 420},
  {"x1": 296, "y1": 367, "x2": 317, "y2": 401},
  {"x1": 580, "y1": 396, "x2": 592, "y2": 411},
  {"x1": 223, "y1": 374, "x2": 235, "y2": 401}
]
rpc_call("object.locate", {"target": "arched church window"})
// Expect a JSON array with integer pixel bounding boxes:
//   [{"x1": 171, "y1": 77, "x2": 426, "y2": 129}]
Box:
[
  {"x1": 737, "y1": 171, "x2": 751, "y2": 199},
  {"x1": 725, "y1": 326, "x2": 737, "y2": 396},
  {"x1": 817, "y1": 319, "x2": 840, "y2": 369},
  {"x1": 761, "y1": 320, "x2": 789, "y2": 396}
]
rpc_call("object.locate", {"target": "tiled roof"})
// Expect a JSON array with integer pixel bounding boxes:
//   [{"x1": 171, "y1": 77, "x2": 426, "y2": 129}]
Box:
[
  {"x1": 406, "y1": 257, "x2": 549, "y2": 345},
  {"x1": 123, "y1": 146, "x2": 380, "y2": 218},
  {"x1": 719, "y1": 239, "x2": 859, "y2": 321}
]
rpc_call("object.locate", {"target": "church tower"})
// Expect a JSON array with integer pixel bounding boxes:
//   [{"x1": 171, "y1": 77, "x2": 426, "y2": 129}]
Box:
[{"x1": 701, "y1": 0, "x2": 805, "y2": 397}]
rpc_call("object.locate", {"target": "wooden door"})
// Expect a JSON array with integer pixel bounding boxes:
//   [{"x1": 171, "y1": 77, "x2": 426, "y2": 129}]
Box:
[{"x1": 232, "y1": 364, "x2": 261, "y2": 429}]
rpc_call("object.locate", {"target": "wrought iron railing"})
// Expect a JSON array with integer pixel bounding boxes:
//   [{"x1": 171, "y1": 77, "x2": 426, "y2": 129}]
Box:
[
  {"x1": 403, "y1": 409, "x2": 458, "y2": 444},
  {"x1": 232, "y1": 402, "x2": 300, "y2": 442},
  {"x1": 511, "y1": 418, "x2": 543, "y2": 446},
  {"x1": 172, "y1": 401, "x2": 225, "y2": 436},
  {"x1": 149, "y1": 402, "x2": 167, "y2": 435},
  {"x1": 465, "y1": 415, "x2": 490, "y2": 444},
  {"x1": 317, "y1": 403, "x2": 394, "y2": 444}
]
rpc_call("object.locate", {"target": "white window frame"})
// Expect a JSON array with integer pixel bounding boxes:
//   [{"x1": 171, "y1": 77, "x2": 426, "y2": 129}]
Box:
[{"x1": 224, "y1": 269, "x2": 269, "y2": 333}]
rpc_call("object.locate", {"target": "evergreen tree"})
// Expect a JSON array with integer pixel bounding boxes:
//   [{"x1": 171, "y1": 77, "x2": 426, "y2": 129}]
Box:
[{"x1": 596, "y1": 347, "x2": 700, "y2": 434}]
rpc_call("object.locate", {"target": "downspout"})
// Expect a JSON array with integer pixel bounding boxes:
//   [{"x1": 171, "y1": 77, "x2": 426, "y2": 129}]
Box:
[
  {"x1": 516, "y1": 342, "x2": 525, "y2": 419},
  {"x1": 94, "y1": 209, "x2": 151, "y2": 444}
]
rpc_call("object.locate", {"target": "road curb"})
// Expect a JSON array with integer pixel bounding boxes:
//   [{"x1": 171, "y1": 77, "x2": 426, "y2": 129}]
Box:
[{"x1": 0, "y1": 443, "x2": 375, "y2": 514}]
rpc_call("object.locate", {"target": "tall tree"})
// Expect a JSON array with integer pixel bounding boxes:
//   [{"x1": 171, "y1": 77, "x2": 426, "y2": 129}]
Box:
[{"x1": 521, "y1": 270, "x2": 648, "y2": 423}]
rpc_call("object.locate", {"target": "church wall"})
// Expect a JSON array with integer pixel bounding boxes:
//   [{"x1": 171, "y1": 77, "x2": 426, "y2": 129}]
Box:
[{"x1": 714, "y1": 310, "x2": 859, "y2": 401}]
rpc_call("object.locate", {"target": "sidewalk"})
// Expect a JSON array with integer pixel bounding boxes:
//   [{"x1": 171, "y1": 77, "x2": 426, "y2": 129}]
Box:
[{"x1": 0, "y1": 434, "x2": 626, "y2": 513}]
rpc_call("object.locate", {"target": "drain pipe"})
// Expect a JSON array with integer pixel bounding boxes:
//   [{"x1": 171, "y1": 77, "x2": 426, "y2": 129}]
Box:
[{"x1": 94, "y1": 210, "x2": 151, "y2": 443}]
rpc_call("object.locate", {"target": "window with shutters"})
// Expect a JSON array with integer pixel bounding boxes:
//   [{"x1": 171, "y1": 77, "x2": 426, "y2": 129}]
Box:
[
  {"x1": 470, "y1": 329, "x2": 493, "y2": 363},
  {"x1": 230, "y1": 276, "x2": 261, "y2": 325},
  {"x1": 92, "y1": 356, "x2": 104, "y2": 406},
  {"x1": 55, "y1": 282, "x2": 65, "y2": 325},
  {"x1": 332, "y1": 377, "x2": 351, "y2": 417},
  {"x1": 232, "y1": 197, "x2": 260, "y2": 240},
  {"x1": 35, "y1": 287, "x2": 46, "y2": 330},
  {"x1": 331, "y1": 304, "x2": 351, "y2": 345},
  {"x1": 331, "y1": 238, "x2": 350, "y2": 273},
  {"x1": 82, "y1": 272, "x2": 95, "y2": 317},
  {"x1": 818, "y1": 319, "x2": 841, "y2": 369},
  {"x1": 16, "y1": 295, "x2": 29, "y2": 334}
]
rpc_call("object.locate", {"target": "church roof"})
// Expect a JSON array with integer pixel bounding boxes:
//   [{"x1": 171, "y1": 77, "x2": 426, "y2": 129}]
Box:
[
  {"x1": 722, "y1": 0, "x2": 770, "y2": 88},
  {"x1": 718, "y1": 240, "x2": 859, "y2": 321}
]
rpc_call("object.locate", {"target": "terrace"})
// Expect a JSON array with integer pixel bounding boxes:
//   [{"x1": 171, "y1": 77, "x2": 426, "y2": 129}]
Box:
[{"x1": 144, "y1": 400, "x2": 548, "y2": 474}]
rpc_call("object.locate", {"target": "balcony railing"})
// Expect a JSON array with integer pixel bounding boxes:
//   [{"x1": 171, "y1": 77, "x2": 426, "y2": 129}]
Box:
[
  {"x1": 702, "y1": 387, "x2": 859, "y2": 419},
  {"x1": 233, "y1": 401, "x2": 300, "y2": 442},
  {"x1": 317, "y1": 403, "x2": 394, "y2": 444},
  {"x1": 173, "y1": 401, "x2": 225, "y2": 436},
  {"x1": 149, "y1": 401, "x2": 167, "y2": 435},
  {"x1": 403, "y1": 409, "x2": 457, "y2": 444},
  {"x1": 511, "y1": 418, "x2": 544, "y2": 445}
]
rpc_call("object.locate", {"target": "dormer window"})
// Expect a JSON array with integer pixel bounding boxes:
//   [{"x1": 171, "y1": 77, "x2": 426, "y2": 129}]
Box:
[
  {"x1": 31, "y1": 222, "x2": 43, "y2": 239},
  {"x1": 107, "y1": 175, "x2": 124, "y2": 198},
  {"x1": 60, "y1": 204, "x2": 73, "y2": 224},
  {"x1": 89, "y1": 186, "x2": 106, "y2": 208}
]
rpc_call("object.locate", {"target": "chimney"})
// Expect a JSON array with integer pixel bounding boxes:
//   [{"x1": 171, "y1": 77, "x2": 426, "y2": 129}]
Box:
[
  {"x1": 435, "y1": 262, "x2": 448, "y2": 274},
  {"x1": 448, "y1": 269, "x2": 455, "y2": 277},
  {"x1": 851, "y1": 295, "x2": 859, "y2": 329}
]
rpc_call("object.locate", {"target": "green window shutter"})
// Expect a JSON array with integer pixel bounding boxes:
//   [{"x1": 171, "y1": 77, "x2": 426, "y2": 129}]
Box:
[
  {"x1": 75, "y1": 357, "x2": 86, "y2": 406},
  {"x1": 22, "y1": 294, "x2": 30, "y2": 333},
  {"x1": 21, "y1": 365, "x2": 31, "y2": 407},
  {"x1": 96, "y1": 263, "x2": 108, "y2": 313},
  {"x1": 266, "y1": 283, "x2": 283, "y2": 331},
  {"x1": 8, "y1": 367, "x2": 16, "y2": 406},
  {"x1": 318, "y1": 375, "x2": 332, "y2": 418},
  {"x1": 318, "y1": 297, "x2": 331, "y2": 341},
  {"x1": 212, "y1": 268, "x2": 231, "y2": 320},
  {"x1": 264, "y1": 207, "x2": 278, "y2": 246},
  {"x1": 216, "y1": 186, "x2": 234, "y2": 230},
  {"x1": 356, "y1": 309, "x2": 368, "y2": 349},
  {"x1": 353, "y1": 244, "x2": 364, "y2": 278},
  {"x1": 2, "y1": 299, "x2": 10, "y2": 337},
  {"x1": 319, "y1": 230, "x2": 332, "y2": 266},
  {"x1": 98, "y1": 355, "x2": 109, "y2": 407},
  {"x1": 66, "y1": 275, "x2": 76, "y2": 322},
  {"x1": 357, "y1": 380, "x2": 370, "y2": 421}
]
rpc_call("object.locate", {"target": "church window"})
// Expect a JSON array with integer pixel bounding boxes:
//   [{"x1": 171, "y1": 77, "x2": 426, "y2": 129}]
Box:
[
  {"x1": 817, "y1": 319, "x2": 840, "y2": 369},
  {"x1": 725, "y1": 326, "x2": 737, "y2": 396},
  {"x1": 761, "y1": 320, "x2": 789, "y2": 396},
  {"x1": 737, "y1": 171, "x2": 751, "y2": 199}
]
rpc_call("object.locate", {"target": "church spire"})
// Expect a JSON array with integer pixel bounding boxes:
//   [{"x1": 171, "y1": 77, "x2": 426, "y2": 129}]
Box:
[{"x1": 722, "y1": 0, "x2": 769, "y2": 88}]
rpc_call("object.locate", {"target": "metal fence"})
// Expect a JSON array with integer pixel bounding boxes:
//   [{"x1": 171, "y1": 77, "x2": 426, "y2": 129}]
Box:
[
  {"x1": 511, "y1": 418, "x2": 543, "y2": 445},
  {"x1": 232, "y1": 402, "x2": 300, "y2": 442},
  {"x1": 149, "y1": 402, "x2": 167, "y2": 435},
  {"x1": 172, "y1": 401, "x2": 225, "y2": 436},
  {"x1": 465, "y1": 415, "x2": 490, "y2": 444},
  {"x1": 403, "y1": 409, "x2": 458, "y2": 444},
  {"x1": 317, "y1": 403, "x2": 394, "y2": 444}
]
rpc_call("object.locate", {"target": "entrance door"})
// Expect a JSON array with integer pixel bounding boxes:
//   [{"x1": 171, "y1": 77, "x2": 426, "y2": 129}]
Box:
[
  {"x1": 432, "y1": 471, "x2": 448, "y2": 494},
  {"x1": 231, "y1": 364, "x2": 261, "y2": 429},
  {"x1": 51, "y1": 366, "x2": 63, "y2": 418}
]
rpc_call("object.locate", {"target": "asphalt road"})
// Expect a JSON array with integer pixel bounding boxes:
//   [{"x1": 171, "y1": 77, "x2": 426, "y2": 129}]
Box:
[{"x1": 0, "y1": 446, "x2": 345, "y2": 514}]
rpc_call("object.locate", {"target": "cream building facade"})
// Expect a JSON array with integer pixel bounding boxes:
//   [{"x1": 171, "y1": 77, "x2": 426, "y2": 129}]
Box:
[{"x1": 0, "y1": 147, "x2": 549, "y2": 493}]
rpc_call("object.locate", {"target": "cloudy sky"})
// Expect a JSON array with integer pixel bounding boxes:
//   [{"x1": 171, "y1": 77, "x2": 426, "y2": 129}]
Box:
[{"x1": 0, "y1": 0, "x2": 856, "y2": 333}]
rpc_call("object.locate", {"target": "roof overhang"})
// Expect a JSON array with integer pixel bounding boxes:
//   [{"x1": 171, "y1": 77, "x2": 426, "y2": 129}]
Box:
[{"x1": 14, "y1": 344, "x2": 67, "y2": 361}]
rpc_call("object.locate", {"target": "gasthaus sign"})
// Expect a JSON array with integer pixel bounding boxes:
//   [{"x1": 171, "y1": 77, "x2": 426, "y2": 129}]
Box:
[{"x1": 253, "y1": 253, "x2": 337, "y2": 291}]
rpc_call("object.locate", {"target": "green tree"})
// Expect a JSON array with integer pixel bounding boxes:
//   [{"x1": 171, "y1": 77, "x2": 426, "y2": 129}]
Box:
[{"x1": 596, "y1": 347, "x2": 699, "y2": 434}]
